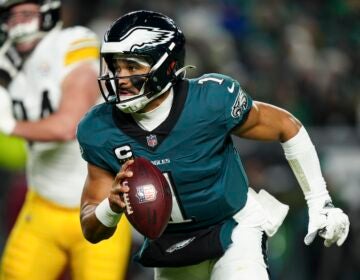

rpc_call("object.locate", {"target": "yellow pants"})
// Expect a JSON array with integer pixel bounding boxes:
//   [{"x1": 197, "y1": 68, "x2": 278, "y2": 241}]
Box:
[{"x1": 0, "y1": 190, "x2": 132, "y2": 280}]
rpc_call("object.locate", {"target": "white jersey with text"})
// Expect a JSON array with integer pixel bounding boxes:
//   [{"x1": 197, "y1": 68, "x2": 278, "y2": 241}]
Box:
[{"x1": 8, "y1": 24, "x2": 99, "y2": 207}]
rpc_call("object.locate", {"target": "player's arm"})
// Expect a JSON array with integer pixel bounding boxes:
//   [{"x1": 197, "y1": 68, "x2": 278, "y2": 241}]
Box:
[
  {"x1": 232, "y1": 101, "x2": 301, "y2": 142},
  {"x1": 233, "y1": 101, "x2": 349, "y2": 247},
  {"x1": 80, "y1": 160, "x2": 133, "y2": 243},
  {"x1": 10, "y1": 63, "x2": 99, "y2": 141}
]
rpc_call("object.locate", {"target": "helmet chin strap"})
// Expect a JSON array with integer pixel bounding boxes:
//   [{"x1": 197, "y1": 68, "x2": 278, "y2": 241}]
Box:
[{"x1": 116, "y1": 64, "x2": 196, "y2": 113}]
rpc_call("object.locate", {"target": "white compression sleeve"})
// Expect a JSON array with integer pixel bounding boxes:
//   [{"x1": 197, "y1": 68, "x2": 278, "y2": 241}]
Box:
[
  {"x1": 281, "y1": 126, "x2": 332, "y2": 208},
  {"x1": 95, "y1": 198, "x2": 122, "y2": 227}
]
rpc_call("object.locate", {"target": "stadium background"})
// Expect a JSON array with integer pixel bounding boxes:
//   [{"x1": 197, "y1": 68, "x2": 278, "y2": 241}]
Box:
[{"x1": 0, "y1": 0, "x2": 359, "y2": 279}]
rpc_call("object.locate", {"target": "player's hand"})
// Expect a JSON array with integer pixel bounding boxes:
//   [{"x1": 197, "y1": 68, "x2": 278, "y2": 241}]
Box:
[
  {"x1": 0, "y1": 86, "x2": 16, "y2": 135},
  {"x1": 108, "y1": 159, "x2": 134, "y2": 213},
  {"x1": 304, "y1": 201, "x2": 350, "y2": 247}
]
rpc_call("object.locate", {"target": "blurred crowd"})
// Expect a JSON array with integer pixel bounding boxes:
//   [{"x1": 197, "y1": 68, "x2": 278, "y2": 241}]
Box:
[
  {"x1": 64, "y1": 0, "x2": 360, "y2": 127},
  {"x1": 1, "y1": 0, "x2": 359, "y2": 279}
]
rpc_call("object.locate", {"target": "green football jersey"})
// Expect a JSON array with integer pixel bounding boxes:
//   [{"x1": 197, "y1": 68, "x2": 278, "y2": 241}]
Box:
[{"x1": 77, "y1": 73, "x2": 253, "y2": 232}]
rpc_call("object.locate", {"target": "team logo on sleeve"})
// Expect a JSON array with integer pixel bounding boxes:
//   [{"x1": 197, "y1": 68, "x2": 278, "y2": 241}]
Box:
[{"x1": 231, "y1": 88, "x2": 249, "y2": 118}]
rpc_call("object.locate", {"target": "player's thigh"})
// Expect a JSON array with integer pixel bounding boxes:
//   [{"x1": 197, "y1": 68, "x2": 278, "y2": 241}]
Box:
[
  {"x1": 70, "y1": 216, "x2": 132, "y2": 280},
  {"x1": 154, "y1": 259, "x2": 216, "y2": 280},
  {"x1": 211, "y1": 225, "x2": 269, "y2": 280},
  {"x1": 0, "y1": 194, "x2": 67, "y2": 280}
]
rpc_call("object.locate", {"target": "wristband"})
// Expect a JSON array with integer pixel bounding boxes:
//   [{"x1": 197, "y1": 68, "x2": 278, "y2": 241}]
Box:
[{"x1": 95, "y1": 198, "x2": 122, "y2": 227}]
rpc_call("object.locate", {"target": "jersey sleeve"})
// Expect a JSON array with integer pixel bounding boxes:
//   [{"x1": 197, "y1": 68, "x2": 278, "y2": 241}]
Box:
[
  {"x1": 57, "y1": 26, "x2": 100, "y2": 82},
  {"x1": 197, "y1": 73, "x2": 253, "y2": 133},
  {"x1": 78, "y1": 141, "x2": 113, "y2": 173},
  {"x1": 76, "y1": 112, "x2": 113, "y2": 173},
  {"x1": 223, "y1": 80, "x2": 253, "y2": 131}
]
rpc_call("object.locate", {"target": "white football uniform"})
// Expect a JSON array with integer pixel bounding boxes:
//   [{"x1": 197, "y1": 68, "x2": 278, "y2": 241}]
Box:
[
  {"x1": 8, "y1": 24, "x2": 99, "y2": 207},
  {"x1": 155, "y1": 189, "x2": 289, "y2": 280},
  {"x1": 1, "y1": 25, "x2": 132, "y2": 280}
]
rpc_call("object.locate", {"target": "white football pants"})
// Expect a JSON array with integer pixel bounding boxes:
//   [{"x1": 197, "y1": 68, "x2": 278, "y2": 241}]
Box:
[{"x1": 154, "y1": 188, "x2": 288, "y2": 280}]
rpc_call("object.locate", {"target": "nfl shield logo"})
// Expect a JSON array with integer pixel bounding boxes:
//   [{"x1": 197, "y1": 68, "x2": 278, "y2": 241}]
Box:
[
  {"x1": 136, "y1": 184, "x2": 157, "y2": 203},
  {"x1": 146, "y1": 134, "x2": 158, "y2": 147}
]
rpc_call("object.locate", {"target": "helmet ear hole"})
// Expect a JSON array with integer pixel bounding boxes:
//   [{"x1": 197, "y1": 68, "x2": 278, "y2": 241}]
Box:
[
  {"x1": 39, "y1": 0, "x2": 61, "y2": 31},
  {"x1": 167, "y1": 61, "x2": 176, "y2": 75}
]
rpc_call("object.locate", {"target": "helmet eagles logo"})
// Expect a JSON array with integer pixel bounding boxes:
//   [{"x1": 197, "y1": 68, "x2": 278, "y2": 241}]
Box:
[{"x1": 117, "y1": 26, "x2": 175, "y2": 52}]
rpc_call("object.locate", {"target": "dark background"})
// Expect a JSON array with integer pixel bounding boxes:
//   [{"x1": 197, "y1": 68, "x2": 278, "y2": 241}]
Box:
[{"x1": 1, "y1": 0, "x2": 359, "y2": 279}]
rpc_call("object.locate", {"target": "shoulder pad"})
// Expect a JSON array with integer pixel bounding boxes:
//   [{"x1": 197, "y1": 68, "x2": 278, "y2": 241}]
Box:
[
  {"x1": 192, "y1": 73, "x2": 240, "y2": 95},
  {"x1": 77, "y1": 103, "x2": 111, "y2": 145},
  {"x1": 57, "y1": 26, "x2": 99, "y2": 66}
]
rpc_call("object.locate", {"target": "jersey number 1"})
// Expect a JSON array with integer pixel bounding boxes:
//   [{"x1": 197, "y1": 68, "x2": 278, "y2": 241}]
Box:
[{"x1": 163, "y1": 172, "x2": 193, "y2": 224}]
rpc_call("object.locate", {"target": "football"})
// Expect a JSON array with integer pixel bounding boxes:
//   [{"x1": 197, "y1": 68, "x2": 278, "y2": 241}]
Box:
[{"x1": 122, "y1": 157, "x2": 172, "y2": 239}]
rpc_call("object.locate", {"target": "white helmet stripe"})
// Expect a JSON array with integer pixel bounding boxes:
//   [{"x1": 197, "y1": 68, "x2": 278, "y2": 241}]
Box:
[{"x1": 150, "y1": 42, "x2": 175, "y2": 73}]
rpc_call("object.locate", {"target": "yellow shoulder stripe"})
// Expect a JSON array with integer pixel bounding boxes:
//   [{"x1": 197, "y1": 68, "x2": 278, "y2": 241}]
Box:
[
  {"x1": 64, "y1": 46, "x2": 99, "y2": 66},
  {"x1": 70, "y1": 38, "x2": 98, "y2": 46}
]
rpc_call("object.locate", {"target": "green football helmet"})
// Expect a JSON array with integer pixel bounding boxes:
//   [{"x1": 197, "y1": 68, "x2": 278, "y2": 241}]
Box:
[{"x1": 98, "y1": 10, "x2": 188, "y2": 113}]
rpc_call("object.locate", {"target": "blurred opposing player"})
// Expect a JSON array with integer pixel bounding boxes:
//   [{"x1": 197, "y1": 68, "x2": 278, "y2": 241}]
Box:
[{"x1": 0, "y1": 1, "x2": 131, "y2": 279}]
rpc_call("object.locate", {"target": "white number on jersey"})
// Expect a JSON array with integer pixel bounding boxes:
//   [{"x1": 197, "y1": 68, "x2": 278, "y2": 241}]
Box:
[
  {"x1": 198, "y1": 77, "x2": 224, "y2": 85},
  {"x1": 163, "y1": 172, "x2": 193, "y2": 224}
]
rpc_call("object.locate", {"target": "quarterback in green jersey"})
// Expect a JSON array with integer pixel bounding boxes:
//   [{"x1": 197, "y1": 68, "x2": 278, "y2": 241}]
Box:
[{"x1": 77, "y1": 10, "x2": 350, "y2": 280}]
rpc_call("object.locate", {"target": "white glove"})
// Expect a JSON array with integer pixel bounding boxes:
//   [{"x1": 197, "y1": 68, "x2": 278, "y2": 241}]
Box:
[
  {"x1": 304, "y1": 201, "x2": 350, "y2": 247},
  {"x1": 281, "y1": 127, "x2": 350, "y2": 247},
  {"x1": 0, "y1": 86, "x2": 16, "y2": 135}
]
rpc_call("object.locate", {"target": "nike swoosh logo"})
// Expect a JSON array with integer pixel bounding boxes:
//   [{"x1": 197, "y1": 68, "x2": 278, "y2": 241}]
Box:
[{"x1": 227, "y1": 82, "x2": 235, "y2": 93}]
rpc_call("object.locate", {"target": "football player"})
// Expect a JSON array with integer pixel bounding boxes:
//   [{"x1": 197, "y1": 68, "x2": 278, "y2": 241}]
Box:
[
  {"x1": 0, "y1": 1, "x2": 131, "y2": 279},
  {"x1": 77, "y1": 10, "x2": 350, "y2": 280}
]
